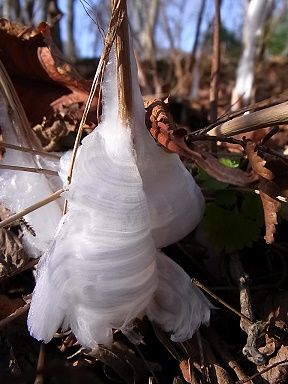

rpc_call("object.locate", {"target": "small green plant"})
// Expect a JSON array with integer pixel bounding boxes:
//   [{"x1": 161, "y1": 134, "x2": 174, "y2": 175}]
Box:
[
  {"x1": 197, "y1": 157, "x2": 264, "y2": 253},
  {"x1": 203, "y1": 190, "x2": 264, "y2": 253}
]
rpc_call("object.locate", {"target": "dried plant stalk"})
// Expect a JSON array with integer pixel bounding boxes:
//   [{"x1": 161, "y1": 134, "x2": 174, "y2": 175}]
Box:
[
  {"x1": 113, "y1": 0, "x2": 132, "y2": 124},
  {"x1": 0, "y1": 164, "x2": 58, "y2": 176},
  {"x1": 207, "y1": 101, "x2": 288, "y2": 137},
  {"x1": 0, "y1": 188, "x2": 64, "y2": 229},
  {"x1": 0, "y1": 142, "x2": 60, "y2": 159}
]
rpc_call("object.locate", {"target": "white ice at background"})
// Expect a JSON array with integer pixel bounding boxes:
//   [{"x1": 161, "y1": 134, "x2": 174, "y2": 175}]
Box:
[
  {"x1": 233, "y1": 0, "x2": 273, "y2": 104},
  {"x1": 0, "y1": 92, "x2": 62, "y2": 257}
]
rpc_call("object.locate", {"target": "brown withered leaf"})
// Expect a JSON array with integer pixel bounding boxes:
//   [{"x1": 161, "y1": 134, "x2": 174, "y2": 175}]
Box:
[
  {"x1": 0, "y1": 19, "x2": 98, "y2": 140},
  {"x1": 179, "y1": 359, "x2": 200, "y2": 383},
  {"x1": 32, "y1": 105, "x2": 85, "y2": 151},
  {"x1": 245, "y1": 141, "x2": 274, "y2": 180},
  {"x1": 259, "y1": 191, "x2": 281, "y2": 244},
  {"x1": 245, "y1": 140, "x2": 282, "y2": 243},
  {"x1": 145, "y1": 99, "x2": 257, "y2": 187},
  {"x1": 0, "y1": 227, "x2": 28, "y2": 276},
  {"x1": 88, "y1": 341, "x2": 153, "y2": 384},
  {"x1": 181, "y1": 337, "x2": 233, "y2": 384},
  {"x1": 254, "y1": 291, "x2": 288, "y2": 384}
]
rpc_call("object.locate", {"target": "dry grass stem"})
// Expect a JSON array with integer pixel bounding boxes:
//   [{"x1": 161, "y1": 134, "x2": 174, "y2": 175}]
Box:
[
  {"x1": 207, "y1": 101, "x2": 288, "y2": 137},
  {"x1": 0, "y1": 164, "x2": 58, "y2": 176},
  {"x1": 0, "y1": 188, "x2": 64, "y2": 229},
  {"x1": 113, "y1": 0, "x2": 132, "y2": 124},
  {"x1": 191, "y1": 278, "x2": 253, "y2": 324},
  {"x1": 0, "y1": 142, "x2": 60, "y2": 159}
]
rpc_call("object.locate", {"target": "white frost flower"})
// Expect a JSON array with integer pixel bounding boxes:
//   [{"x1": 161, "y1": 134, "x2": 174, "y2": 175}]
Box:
[{"x1": 27, "y1": 46, "x2": 211, "y2": 349}]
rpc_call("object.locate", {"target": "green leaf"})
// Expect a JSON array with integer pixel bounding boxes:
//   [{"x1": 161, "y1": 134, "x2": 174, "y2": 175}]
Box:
[
  {"x1": 196, "y1": 169, "x2": 229, "y2": 190},
  {"x1": 219, "y1": 156, "x2": 240, "y2": 168},
  {"x1": 214, "y1": 190, "x2": 238, "y2": 208},
  {"x1": 242, "y1": 193, "x2": 264, "y2": 225},
  {"x1": 203, "y1": 193, "x2": 264, "y2": 252}
]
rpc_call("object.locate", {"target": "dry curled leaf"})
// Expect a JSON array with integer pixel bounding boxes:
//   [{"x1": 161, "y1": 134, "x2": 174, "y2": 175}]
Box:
[
  {"x1": 0, "y1": 227, "x2": 28, "y2": 276},
  {"x1": 254, "y1": 291, "x2": 288, "y2": 384},
  {"x1": 245, "y1": 140, "x2": 283, "y2": 243},
  {"x1": 145, "y1": 98, "x2": 257, "y2": 187},
  {"x1": 182, "y1": 337, "x2": 233, "y2": 384},
  {"x1": 179, "y1": 359, "x2": 200, "y2": 383},
  {"x1": 0, "y1": 19, "x2": 98, "y2": 148},
  {"x1": 88, "y1": 341, "x2": 153, "y2": 384}
]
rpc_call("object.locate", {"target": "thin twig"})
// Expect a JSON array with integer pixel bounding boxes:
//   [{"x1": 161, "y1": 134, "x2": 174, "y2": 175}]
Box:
[
  {"x1": 191, "y1": 278, "x2": 253, "y2": 324},
  {"x1": 0, "y1": 164, "x2": 58, "y2": 176},
  {"x1": 0, "y1": 302, "x2": 30, "y2": 328},
  {"x1": 0, "y1": 188, "x2": 64, "y2": 228},
  {"x1": 235, "y1": 359, "x2": 288, "y2": 384},
  {"x1": 0, "y1": 142, "x2": 60, "y2": 159},
  {"x1": 187, "y1": 134, "x2": 243, "y2": 146},
  {"x1": 34, "y1": 344, "x2": 45, "y2": 384}
]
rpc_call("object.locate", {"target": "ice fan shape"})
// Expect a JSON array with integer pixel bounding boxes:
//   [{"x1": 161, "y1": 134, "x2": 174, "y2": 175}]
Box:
[
  {"x1": 28, "y1": 50, "x2": 211, "y2": 348},
  {"x1": 0, "y1": 85, "x2": 62, "y2": 257}
]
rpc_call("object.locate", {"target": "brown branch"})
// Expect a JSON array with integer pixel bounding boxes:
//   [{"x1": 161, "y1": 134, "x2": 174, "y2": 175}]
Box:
[
  {"x1": 188, "y1": 0, "x2": 206, "y2": 73},
  {"x1": 230, "y1": 254, "x2": 267, "y2": 365},
  {"x1": 209, "y1": 0, "x2": 221, "y2": 123}
]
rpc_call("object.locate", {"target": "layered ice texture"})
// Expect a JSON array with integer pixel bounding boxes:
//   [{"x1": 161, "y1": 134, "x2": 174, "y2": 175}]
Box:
[{"x1": 28, "y1": 46, "x2": 211, "y2": 348}]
